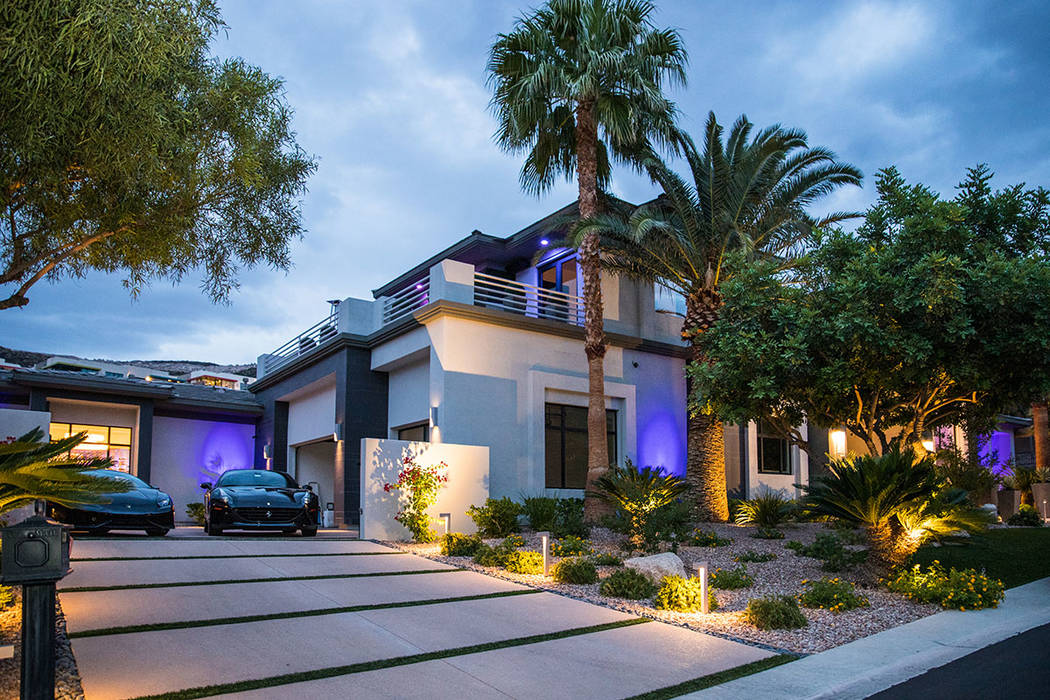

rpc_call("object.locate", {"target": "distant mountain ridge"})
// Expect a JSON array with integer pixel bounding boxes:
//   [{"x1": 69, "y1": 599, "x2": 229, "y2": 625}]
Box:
[{"x1": 0, "y1": 346, "x2": 257, "y2": 378}]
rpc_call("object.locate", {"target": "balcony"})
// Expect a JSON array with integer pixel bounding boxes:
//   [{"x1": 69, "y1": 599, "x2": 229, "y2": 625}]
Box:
[{"x1": 257, "y1": 259, "x2": 589, "y2": 378}]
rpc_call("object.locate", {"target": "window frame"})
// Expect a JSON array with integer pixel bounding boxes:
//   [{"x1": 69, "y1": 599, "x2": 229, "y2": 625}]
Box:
[
  {"x1": 755, "y1": 419, "x2": 792, "y2": 475},
  {"x1": 544, "y1": 402, "x2": 617, "y2": 489},
  {"x1": 396, "y1": 422, "x2": 430, "y2": 442},
  {"x1": 49, "y1": 421, "x2": 134, "y2": 473}
]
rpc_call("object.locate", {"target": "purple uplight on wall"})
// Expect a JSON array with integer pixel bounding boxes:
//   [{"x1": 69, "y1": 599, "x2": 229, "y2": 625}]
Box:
[
  {"x1": 979, "y1": 429, "x2": 1015, "y2": 475},
  {"x1": 637, "y1": 410, "x2": 686, "y2": 478}
]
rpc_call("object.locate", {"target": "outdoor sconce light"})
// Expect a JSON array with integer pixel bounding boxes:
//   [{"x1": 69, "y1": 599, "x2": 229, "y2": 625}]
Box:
[
  {"x1": 262, "y1": 444, "x2": 273, "y2": 460},
  {"x1": 538, "y1": 531, "x2": 551, "y2": 576},
  {"x1": 539, "y1": 238, "x2": 550, "y2": 246},
  {"x1": 430, "y1": 406, "x2": 439, "y2": 427},
  {"x1": 694, "y1": 561, "x2": 709, "y2": 614},
  {"x1": 439, "y1": 513, "x2": 451, "y2": 535},
  {"x1": 333, "y1": 422, "x2": 344, "y2": 442},
  {"x1": 829, "y1": 428, "x2": 847, "y2": 460}
]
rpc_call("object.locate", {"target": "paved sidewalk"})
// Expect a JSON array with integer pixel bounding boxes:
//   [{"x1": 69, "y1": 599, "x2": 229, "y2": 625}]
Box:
[
  {"x1": 62, "y1": 535, "x2": 771, "y2": 699},
  {"x1": 688, "y1": 575, "x2": 1050, "y2": 700}
]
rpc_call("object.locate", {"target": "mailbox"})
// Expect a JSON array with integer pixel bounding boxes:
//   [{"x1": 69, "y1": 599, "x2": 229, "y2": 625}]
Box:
[{"x1": 0, "y1": 515, "x2": 72, "y2": 585}]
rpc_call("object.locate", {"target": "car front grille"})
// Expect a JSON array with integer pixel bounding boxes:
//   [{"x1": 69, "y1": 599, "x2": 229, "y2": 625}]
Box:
[{"x1": 234, "y1": 507, "x2": 300, "y2": 522}]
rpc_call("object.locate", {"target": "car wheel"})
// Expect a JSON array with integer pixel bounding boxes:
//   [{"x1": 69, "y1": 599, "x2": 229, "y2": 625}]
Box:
[
  {"x1": 206, "y1": 521, "x2": 223, "y2": 537},
  {"x1": 145, "y1": 528, "x2": 169, "y2": 537},
  {"x1": 301, "y1": 527, "x2": 318, "y2": 537}
]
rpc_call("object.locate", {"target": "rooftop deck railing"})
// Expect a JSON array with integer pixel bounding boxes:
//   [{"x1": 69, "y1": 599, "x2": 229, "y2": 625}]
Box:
[
  {"x1": 381, "y1": 277, "x2": 430, "y2": 326},
  {"x1": 260, "y1": 313, "x2": 338, "y2": 375},
  {"x1": 473, "y1": 271, "x2": 584, "y2": 326}
]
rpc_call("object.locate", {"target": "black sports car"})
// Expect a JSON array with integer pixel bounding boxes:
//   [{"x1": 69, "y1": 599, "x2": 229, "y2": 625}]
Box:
[
  {"x1": 47, "y1": 470, "x2": 175, "y2": 536},
  {"x1": 201, "y1": 469, "x2": 319, "y2": 536}
]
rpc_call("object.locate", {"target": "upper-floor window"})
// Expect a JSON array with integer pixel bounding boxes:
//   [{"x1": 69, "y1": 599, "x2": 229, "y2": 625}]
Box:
[
  {"x1": 654, "y1": 282, "x2": 686, "y2": 315},
  {"x1": 756, "y1": 419, "x2": 791, "y2": 474},
  {"x1": 539, "y1": 255, "x2": 580, "y2": 296}
]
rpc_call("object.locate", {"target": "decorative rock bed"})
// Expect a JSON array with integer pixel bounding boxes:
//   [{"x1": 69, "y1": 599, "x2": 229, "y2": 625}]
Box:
[
  {"x1": 0, "y1": 590, "x2": 85, "y2": 700},
  {"x1": 387, "y1": 522, "x2": 940, "y2": 654}
]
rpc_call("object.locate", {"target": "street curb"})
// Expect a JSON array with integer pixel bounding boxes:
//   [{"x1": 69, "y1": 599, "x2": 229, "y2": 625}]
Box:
[{"x1": 684, "y1": 576, "x2": 1050, "y2": 700}]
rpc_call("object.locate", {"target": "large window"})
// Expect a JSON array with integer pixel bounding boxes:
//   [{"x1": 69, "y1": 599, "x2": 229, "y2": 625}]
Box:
[
  {"x1": 49, "y1": 423, "x2": 133, "y2": 472},
  {"x1": 756, "y1": 420, "x2": 791, "y2": 475},
  {"x1": 545, "y1": 403, "x2": 617, "y2": 489},
  {"x1": 397, "y1": 423, "x2": 430, "y2": 442}
]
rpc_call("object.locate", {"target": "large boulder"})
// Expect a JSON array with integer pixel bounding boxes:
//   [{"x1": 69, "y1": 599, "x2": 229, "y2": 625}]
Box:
[{"x1": 623, "y1": 552, "x2": 686, "y2": 584}]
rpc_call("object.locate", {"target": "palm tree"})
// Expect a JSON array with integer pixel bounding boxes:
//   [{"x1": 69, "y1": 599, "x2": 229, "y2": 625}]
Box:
[
  {"x1": 579, "y1": 113, "x2": 862, "y2": 520},
  {"x1": 488, "y1": 0, "x2": 687, "y2": 520},
  {"x1": 0, "y1": 428, "x2": 129, "y2": 514}
]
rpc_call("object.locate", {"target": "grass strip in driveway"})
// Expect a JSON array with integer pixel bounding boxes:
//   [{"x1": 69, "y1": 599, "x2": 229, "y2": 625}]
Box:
[
  {"x1": 623, "y1": 654, "x2": 798, "y2": 699},
  {"x1": 129, "y1": 618, "x2": 650, "y2": 700},
  {"x1": 69, "y1": 588, "x2": 542, "y2": 638},
  {"x1": 71, "y1": 551, "x2": 404, "y2": 562},
  {"x1": 61, "y1": 567, "x2": 462, "y2": 593}
]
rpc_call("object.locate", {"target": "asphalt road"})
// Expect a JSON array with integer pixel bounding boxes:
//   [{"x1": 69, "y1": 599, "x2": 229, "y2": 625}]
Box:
[{"x1": 868, "y1": 622, "x2": 1050, "y2": 699}]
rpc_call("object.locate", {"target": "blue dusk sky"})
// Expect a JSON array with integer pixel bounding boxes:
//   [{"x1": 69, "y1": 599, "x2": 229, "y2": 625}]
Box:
[{"x1": 3, "y1": 0, "x2": 1048, "y2": 364}]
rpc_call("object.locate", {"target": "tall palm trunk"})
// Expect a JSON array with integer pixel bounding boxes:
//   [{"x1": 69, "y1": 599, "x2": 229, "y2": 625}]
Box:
[
  {"x1": 684, "y1": 283, "x2": 729, "y2": 521},
  {"x1": 576, "y1": 100, "x2": 611, "y2": 521},
  {"x1": 1032, "y1": 401, "x2": 1049, "y2": 472}
]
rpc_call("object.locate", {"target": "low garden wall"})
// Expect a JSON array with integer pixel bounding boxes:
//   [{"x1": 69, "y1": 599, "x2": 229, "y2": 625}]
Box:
[{"x1": 359, "y1": 438, "x2": 489, "y2": 540}]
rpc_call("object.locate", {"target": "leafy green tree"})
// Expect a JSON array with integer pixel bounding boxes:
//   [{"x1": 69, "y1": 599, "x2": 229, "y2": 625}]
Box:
[
  {"x1": 0, "y1": 428, "x2": 130, "y2": 514},
  {"x1": 579, "y1": 113, "x2": 861, "y2": 520},
  {"x1": 0, "y1": 0, "x2": 316, "y2": 310},
  {"x1": 488, "y1": 0, "x2": 687, "y2": 519},
  {"x1": 693, "y1": 166, "x2": 1050, "y2": 456}
]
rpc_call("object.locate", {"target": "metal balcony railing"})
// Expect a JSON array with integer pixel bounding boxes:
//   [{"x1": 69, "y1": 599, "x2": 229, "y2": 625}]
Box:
[
  {"x1": 261, "y1": 313, "x2": 338, "y2": 375},
  {"x1": 473, "y1": 272, "x2": 584, "y2": 326},
  {"x1": 381, "y1": 278, "x2": 430, "y2": 326}
]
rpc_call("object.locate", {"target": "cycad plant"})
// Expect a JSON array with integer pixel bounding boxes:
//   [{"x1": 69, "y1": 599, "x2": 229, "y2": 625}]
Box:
[
  {"x1": 579, "y1": 113, "x2": 862, "y2": 520},
  {"x1": 592, "y1": 458, "x2": 688, "y2": 546},
  {"x1": 802, "y1": 449, "x2": 987, "y2": 568},
  {"x1": 0, "y1": 428, "x2": 129, "y2": 514},
  {"x1": 489, "y1": 0, "x2": 687, "y2": 520},
  {"x1": 734, "y1": 492, "x2": 795, "y2": 529}
]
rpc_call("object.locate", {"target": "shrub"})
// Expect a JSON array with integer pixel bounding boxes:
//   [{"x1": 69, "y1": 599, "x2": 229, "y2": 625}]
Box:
[
  {"x1": 933, "y1": 447, "x2": 998, "y2": 504},
  {"x1": 788, "y1": 533, "x2": 867, "y2": 572},
  {"x1": 385, "y1": 459, "x2": 449, "y2": 542},
  {"x1": 502, "y1": 533, "x2": 526, "y2": 548},
  {"x1": 185, "y1": 502, "x2": 206, "y2": 526},
  {"x1": 798, "y1": 577, "x2": 869, "y2": 613},
  {"x1": 521, "y1": 496, "x2": 559, "y2": 531},
  {"x1": 735, "y1": 550, "x2": 777, "y2": 563},
  {"x1": 744, "y1": 596, "x2": 807, "y2": 630},
  {"x1": 802, "y1": 449, "x2": 988, "y2": 567},
  {"x1": 709, "y1": 565, "x2": 754, "y2": 590},
  {"x1": 467, "y1": 497, "x2": 521, "y2": 538},
  {"x1": 735, "y1": 493, "x2": 795, "y2": 528},
  {"x1": 504, "y1": 550, "x2": 544, "y2": 574},
  {"x1": 472, "y1": 536, "x2": 521, "y2": 567},
  {"x1": 727, "y1": 497, "x2": 745, "y2": 522},
  {"x1": 886, "y1": 562, "x2": 1005, "y2": 610},
  {"x1": 688, "y1": 529, "x2": 732, "y2": 547},
  {"x1": 599, "y1": 568, "x2": 656, "y2": 599},
  {"x1": 553, "y1": 497, "x2": 589, "y2": 538},
  {"x1": 551, "y1": 535, "x2": 593, "y2": 557},
  {"x1": 592, "y1": 552, "x2": 623, "y2": 566},
  {"x1": 829, "y1": 521, "x2": 868, "y2": 545},
  {"x1": 750, "y1": 527, "x2": 785, "y2": 540},
  {"x1": 1007, "y1": 504, "x2": 1043, "y2": 527},
  {"x1": 593, "y1": 458, "x2": 689, "y2": 548},
  {"x1": 440, "y1": 532, "x2": 482, "y2": 557},
  {"x1": 654, "y1": 576, "x2": 718, "y2": 612},
  {"x1": 0, "y1": 585, "x2": 15, "y2": 609},
  {"x1": 551, "y1": 557, "x2": 598, "y2": 584}
]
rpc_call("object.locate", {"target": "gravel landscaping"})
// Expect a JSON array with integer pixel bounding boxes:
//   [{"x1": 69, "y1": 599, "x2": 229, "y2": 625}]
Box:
[
  {"x1": 0, "y1": 589, "x2": 85, "y2": 700},
  {"x1": 388, "y1": 522, "x2": 941, "y2": 654}
]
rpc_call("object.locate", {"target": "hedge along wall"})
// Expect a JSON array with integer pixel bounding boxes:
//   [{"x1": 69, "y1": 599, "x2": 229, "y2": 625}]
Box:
[{"x1": 359, "y1": 437, "x2": 489, "y2": 540}]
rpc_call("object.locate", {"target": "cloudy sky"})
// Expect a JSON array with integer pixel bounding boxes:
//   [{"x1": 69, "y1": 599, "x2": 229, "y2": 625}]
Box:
[{"x1": 4, "y1": 0, "x2": 1048, "y2": 364}]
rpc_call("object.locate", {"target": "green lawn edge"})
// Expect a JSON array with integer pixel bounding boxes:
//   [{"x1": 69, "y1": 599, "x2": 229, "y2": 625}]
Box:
[
  {"x1": 71, "y1": 551, "x2": 404, "y2": 562},
  {"x1": 128, "y1": 618, "x2": 651, "y2": 700},
  {"x1": 69, "y1": 589, "x2": 541, "y2": 638},
  {"x1": 624, "y1": 654, "x2": 798, "y2": 700},
  {"x1": 60, "y1": 567, "x2": 462, "y2": 593},
  {"x1": 911, "y1": 528, "x2": 1050, "y2": 589}
]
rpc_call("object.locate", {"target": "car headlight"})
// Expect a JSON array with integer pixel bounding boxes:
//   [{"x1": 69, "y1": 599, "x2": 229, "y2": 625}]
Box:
[{"x1": 157, "y1": 496, "x2": 172, "y2": 508}]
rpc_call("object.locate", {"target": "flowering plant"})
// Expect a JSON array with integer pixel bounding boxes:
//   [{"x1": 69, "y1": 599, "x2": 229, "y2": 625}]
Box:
[{"x1": 384, "y1": 458, "x2": 448, "y2": 542}]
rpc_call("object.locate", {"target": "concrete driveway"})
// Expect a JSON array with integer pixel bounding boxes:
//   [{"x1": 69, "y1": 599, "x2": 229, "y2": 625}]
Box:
[{"x1": 62, "y1": 529, "x2": 772, "y2": 699}]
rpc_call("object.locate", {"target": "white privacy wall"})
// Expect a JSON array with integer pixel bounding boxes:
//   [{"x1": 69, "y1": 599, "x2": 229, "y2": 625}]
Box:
[
  {"x1": 0, "y1": 407, "x2": 51, "y2": 439},
  {"x1": 360, "y1": 438, "x2": 489, "y2": 540}
]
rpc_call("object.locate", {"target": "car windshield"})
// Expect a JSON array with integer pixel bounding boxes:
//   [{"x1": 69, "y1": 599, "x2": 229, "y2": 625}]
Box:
[
  {"x1": 216, "y1": 470, "x2": 296, "y2": 488},
  {"x1": 85, "y1": 470, "x2": 150, "y2": 489}
]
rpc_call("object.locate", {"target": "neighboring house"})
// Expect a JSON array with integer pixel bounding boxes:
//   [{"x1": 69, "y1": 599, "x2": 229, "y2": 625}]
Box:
[
  {"x1": 0, "y1": 368, "x2": 261, "y2": 517},
  {"x1": 39, "y1": 356, "x2": 180, "y2": 382}
]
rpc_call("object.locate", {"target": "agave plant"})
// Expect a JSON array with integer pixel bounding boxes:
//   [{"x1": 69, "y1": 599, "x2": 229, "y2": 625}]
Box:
[
  {"x1": 734, "y1": 492, "x2": 795, "y2": 528},
  {"x1": 0, "y1": 428, "x2": 130, "y2": 514},
  {"x1": 592, "y1": 458, "x2": 689, "y2": 546},
  {"x1": 801, "y1": 449, "x2": 987, "y2": 567}
]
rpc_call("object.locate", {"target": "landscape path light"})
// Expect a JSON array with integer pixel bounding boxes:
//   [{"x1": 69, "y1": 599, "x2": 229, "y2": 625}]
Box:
[
  {"x1": 439, "y1": 513, "x2": 451, "y2": 535},
  {"x1": 538, "y1": 531, "x2": 550, "y2": 576},
  {"x1": 694, "y1": 561, "x2": 709, "y2": 614}
]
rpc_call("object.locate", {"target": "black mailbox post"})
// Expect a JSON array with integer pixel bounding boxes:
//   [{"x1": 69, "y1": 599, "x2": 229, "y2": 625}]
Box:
[{"x1": 1, "y1": 514, "x2": 73, "y2": 700}]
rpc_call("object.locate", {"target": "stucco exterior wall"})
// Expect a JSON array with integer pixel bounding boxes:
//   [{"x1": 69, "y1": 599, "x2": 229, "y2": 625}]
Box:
[
  {"x1": 387, "y1": 359, "x2": 429, "y2": 434},
  {"x1": 151, "y1": 415, "x2": 255, "y2": 521},
  {"x1": 0, "y1": 407, "x2": 50, "y2": 439},
  {"x1": 286, "y1": 380, "x2": 336, "y2": 447}
]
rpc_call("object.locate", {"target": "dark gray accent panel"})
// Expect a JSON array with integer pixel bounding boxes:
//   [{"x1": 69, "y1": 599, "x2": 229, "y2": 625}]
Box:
[
  {"x1": 807, "y1": 425, "x2": 830, "y2": 481},
  {"x1": 136, "y1": 401, "x2": 154, "y2": 482},
  {"x1": 28, "y1": 388, "x2": 48, "y2": 412},
  {"x1": 273, "y1": 402, "x2": 289, "y2": 472}
]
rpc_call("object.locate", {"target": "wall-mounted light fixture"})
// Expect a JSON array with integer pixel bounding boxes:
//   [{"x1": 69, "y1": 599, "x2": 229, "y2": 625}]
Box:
[
  {"x1": 262, "y1": 444, "x2": 273, "y2": 460},
  {"x1": 920, "y1": 431, "x2": 935, "y2": 453},
  {"x1": 538, "y1": 531, "x2": 551, "y2": 576},
  {"x1": 439, "y1": 513, "x2": 451, "y2": 535},
  {"x1": 430, "y1": 406, "x2": 439, "y2": 427},
  {"x1": 333, "y1": 422, "x2": 344, "y2": 442},
  {"x1": 829, "y1": 428, "x2": 847, "y2": 460},
  {"x1": 539, "y1": 238, "x2": 550, "y2": 246},
  {"x1": 694, "y1": 561, "x2": 709, "y2": 614}
]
